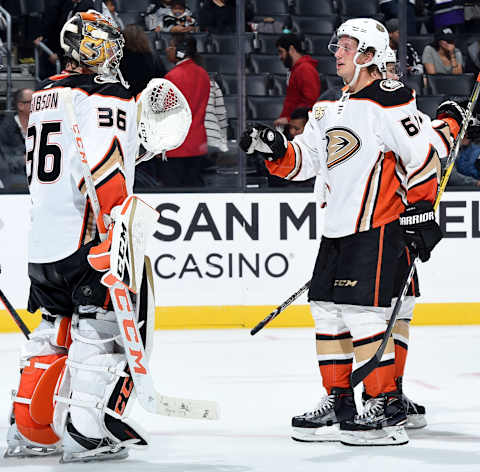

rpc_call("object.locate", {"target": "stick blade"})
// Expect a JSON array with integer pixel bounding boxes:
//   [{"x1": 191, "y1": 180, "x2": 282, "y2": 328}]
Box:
[{"x1": 156, "y1": 394, "x2": 220, "y2": 420}]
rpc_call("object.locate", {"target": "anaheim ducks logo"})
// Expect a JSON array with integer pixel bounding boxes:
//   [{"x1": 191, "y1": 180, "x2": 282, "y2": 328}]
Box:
[{"x1": 325, "y1": 127, "x2": 361, "y2": 169}]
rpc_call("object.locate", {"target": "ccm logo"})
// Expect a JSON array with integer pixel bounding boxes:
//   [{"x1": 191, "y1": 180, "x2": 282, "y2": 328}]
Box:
[
  {"x1": 400, "y1": 212, "x2": 434, "y2": 226},
  {"x1": 114, "y1": 286, "x2": 147, "y2": 375},
  {"x1": 334, "y1": 279, "x2": 358, "y2": 287}
]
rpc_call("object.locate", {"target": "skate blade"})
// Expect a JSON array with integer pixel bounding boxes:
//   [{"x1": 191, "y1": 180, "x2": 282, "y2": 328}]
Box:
[
  {"x1": 405, "y1": 414, "x2": 427, "y2": 429},
  {"x1": 4, "y1": 446, "x2": 61, "y2": 458},
  {"x1": 291, "y1": 424, "x2": 340, "y2": 443},
  {"x1": 60, "y1": 449, "x2": 129, "y2": 463},
  {"x1": 340, "y1": 425, "x2": 409, "y2": 446}
]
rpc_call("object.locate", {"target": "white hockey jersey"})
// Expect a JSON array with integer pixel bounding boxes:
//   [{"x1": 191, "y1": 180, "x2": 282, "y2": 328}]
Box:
[
  {"x1": 27, "y1": 72, "x2": 137, "y2": 263},
  {"x1": 266, "y1": 79, "x2": 443, "y2": 238}
]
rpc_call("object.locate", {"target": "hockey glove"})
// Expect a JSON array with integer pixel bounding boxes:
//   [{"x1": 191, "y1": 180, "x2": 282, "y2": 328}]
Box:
[
  {"x1": 436, "y1": 99, "x2": 467, "y2": 128},
  {"x1": 399, "y1": 201, "x2": 443, "y2": 262},
  {"x1": 239, "y1": 124, "x2": 288, "y2": 161},
  {"x1": 87, "y1": 224, "x2": 114, "y2": 272}
]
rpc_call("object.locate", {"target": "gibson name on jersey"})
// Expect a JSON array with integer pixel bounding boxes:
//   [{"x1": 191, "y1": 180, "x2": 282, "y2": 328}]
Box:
[{"x1": 30, "y1": 90, "x2": 59, "y2": 114}]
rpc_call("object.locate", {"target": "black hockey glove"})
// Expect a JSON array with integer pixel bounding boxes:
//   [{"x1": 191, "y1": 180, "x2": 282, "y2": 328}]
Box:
[
  {"x1": 399, "y1": 201, "x2": 443, "y2": 263},
  {"x1": 239, "y1": 124, "x2": 288, "y2": 161},
  {"x1": 436, "y1": 99, "x2": 467, "y2": 128}
]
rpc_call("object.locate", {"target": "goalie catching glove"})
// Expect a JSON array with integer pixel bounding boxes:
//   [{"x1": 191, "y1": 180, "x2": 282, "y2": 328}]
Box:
[
  {"x1": 399, "y1": 201, "x2": 443, "y2": 262},
  {"x1": 239, "y1": 124, "x2": 288, "y2": 161}
]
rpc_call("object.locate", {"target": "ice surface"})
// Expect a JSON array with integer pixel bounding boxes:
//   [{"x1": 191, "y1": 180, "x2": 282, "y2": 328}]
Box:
[{"x1": 1, "y1": 326, "x2": 479, "y2": 472}]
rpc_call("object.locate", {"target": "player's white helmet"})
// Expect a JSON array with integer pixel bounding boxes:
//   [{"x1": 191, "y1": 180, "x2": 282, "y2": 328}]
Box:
[
  {"x1": 329, "y1": 18, "x2": 389, "y2": 87},
  {"x1": 60, "y1": 10, "x2": 124, "y2": 78},
  {"x1": 376, "y1": 47, "x2": 399, "y2": 78}
]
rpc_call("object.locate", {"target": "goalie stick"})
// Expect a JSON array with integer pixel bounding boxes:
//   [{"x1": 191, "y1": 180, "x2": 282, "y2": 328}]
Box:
[
  {"x1": 63, "y1": 85, "x2": 218, "y2": 420},
  {"x1": 0, "y1": 265, "x2": 30, "y2": 339},
  {"x1": 0, "y1": 288, "x2": 30, "y2": 339},
  {"x1": 350, "y1": 72, "x2": 480, "y2": 388}
]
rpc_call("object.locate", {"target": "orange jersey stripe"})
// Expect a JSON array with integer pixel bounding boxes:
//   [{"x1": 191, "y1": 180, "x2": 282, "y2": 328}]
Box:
[{"x1": 374, "y1": 225, "x2": 385, "y2": 307}]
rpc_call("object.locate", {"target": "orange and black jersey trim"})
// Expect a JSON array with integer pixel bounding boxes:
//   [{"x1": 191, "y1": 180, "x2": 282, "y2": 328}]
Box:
[
  {"x1": 349, "y1": 79, "x2": 415, "y2": 108},
  {"x1": 39, "y1": 72, "x2": 133, "y2": 101}
]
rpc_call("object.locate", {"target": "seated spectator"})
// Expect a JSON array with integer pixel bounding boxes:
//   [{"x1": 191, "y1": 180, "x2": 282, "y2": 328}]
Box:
[
  {"x1": 0, "y1": 88, "x2": 33, "y2": 191},
  {"x1": 422, "y1": 28, "x2": 463, "y2": 74},
  {"x1": 198, "y1": 0, "x2": 236, "y2": 34},
  {"x1": 161, "y1": 0, "x2": 198, "y2": 32},
  {"x1": 456, "y1": 136, "x2": 480, "y2": 181},
  {"x1": 120, "y1": 24, "x2": 166, "y2": 97},
  {"x1": 273, "y1": 34, "x2": 321, "y2": 128},
  {"x1": 103, "y1": 0, "x2": 124, "y2": 30},
  {"x1": 145, "y1": 0, "x2": 173, "y2": 30},
  {"x1": 386, "y1": 18, "x2": 423, "y2": 75},
  {"x1": 285, "y1": 107, "x2": 309, "y2": 140},
  {"x1": 205, "y1": 79, "x2": 228, "y2": 152}
]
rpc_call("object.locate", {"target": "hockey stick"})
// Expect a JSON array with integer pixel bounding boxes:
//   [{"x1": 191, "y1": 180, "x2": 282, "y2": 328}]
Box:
[
  {"x1": 350, "y1": 72, "x2": 480, "y2": 388},
  {"x1": 250, "y1": 281, "x2": 311, "y2": 335},
  {"x1": 0, "y1": 288, "x2": 30, "y2": 339},
  {"x1": 0, "y1": 264, "x2": 30, "y2": 338},
  {"x1": 63, "y1": 87, "x2": 218, "y2": 420}
]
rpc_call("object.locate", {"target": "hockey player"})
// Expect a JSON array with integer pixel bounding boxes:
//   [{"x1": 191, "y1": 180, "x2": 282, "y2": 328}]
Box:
[
  {"x1": 373, "y1": 47, "x2": 466, "y2": 430},
  {"x1": 240, "y1": 18, "x2": 444, "y2": 446},
  {"x1": 6, "y1": 11, "x2": 151, "y2": 462}
]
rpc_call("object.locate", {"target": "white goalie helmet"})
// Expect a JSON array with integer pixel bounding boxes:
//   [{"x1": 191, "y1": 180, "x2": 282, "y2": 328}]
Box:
[
  {"x1": 60, "y1": 10, "x2": 124, "y2": 78},
  {"x1": 329, "y1": 17, "x2": 389, "y2": 86}
]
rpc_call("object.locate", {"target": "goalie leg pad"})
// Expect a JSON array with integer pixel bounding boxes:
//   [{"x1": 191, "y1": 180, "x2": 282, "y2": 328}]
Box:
[
  {"x1": 7, "y1": 314, "x2": 71, "y2": 457},
  {"x1": 55, "y1": 311, "x2": 149, "y2": 462}
]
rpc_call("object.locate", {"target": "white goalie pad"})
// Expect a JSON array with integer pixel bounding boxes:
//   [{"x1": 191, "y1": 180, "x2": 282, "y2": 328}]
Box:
[
  {"x1": 109, "y1": 196, "x2": 158, "y2": 294},
  {"x1": 137, "y1": 78, "x2": 192, "y2": 156}
]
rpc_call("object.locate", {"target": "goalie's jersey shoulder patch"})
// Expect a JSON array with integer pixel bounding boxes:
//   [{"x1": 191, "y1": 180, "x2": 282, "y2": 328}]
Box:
[
  {"x1": 39, "y1": 73, "x2": 133, "y2": 101},
  {"x1": 351, "y1": 79, "x2": 414, "y2": 108}
]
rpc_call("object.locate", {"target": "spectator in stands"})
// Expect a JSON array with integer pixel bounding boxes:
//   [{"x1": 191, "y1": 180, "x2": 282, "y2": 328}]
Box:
[
  {"x1": 198, "y1": 0, "x2": 236, "y2": 33},
  {"x1": 455, "y1": 136, "x2": 480, "y2": 183},
  {"x1": 145, "y1": 0, "x2": 174, "y2": 30},
  {"x1": 161, "y1": 0, "x2": 197, "y2": 32},
  {"x1": 120, "y1": 24, "x2": 166, "y2": 97},
  {"x1": 34, "y1": 0, "x2": 94, "y2": 79},
  {"x1": 273, "y1": 34, "x2": 320, "y2": 128},
  {"x1": 205, "y1": 78, "x2": 228, "y2": 152},
  {"x1": 286, "y1": 107, "x2": 309, "y2": 140},
  {"x1": 0, "y1": 88, "x2": 33, "y2": 191},
  {"x1": 160, "y1": 33, "x2": 210, "y2": 187},
  {"x1": 385, "y1": 18, "x2": 424, "y2": 75},
  {"x1": 103, "y1": 0, "x2": 124, "y2": 30},
  {"x1": 422, "y1": 28, "x2": 463, "y2": 74}
]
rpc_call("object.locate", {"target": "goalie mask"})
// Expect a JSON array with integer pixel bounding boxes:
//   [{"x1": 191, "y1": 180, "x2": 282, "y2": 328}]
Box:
[
  {"x1": 60, "y1": 10, "x2": 124, "y2": 78},
  {"x1": 328, "y1": 18, "x2": 389, "y2": 87}
]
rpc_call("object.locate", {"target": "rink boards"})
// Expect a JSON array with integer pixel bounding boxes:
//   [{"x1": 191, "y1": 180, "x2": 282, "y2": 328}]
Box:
[{"x1": 1, "y1": 192, "x2": 479, "y2": 332}]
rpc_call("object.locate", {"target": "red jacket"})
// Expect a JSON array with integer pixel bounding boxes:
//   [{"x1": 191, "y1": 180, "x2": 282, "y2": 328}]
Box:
[
  {"x1": 279, "y1": 55, "x2": 321, "y2": 119},
  {"x1": 165, "y1": 59, "x2": 210, "y2": 157}
]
